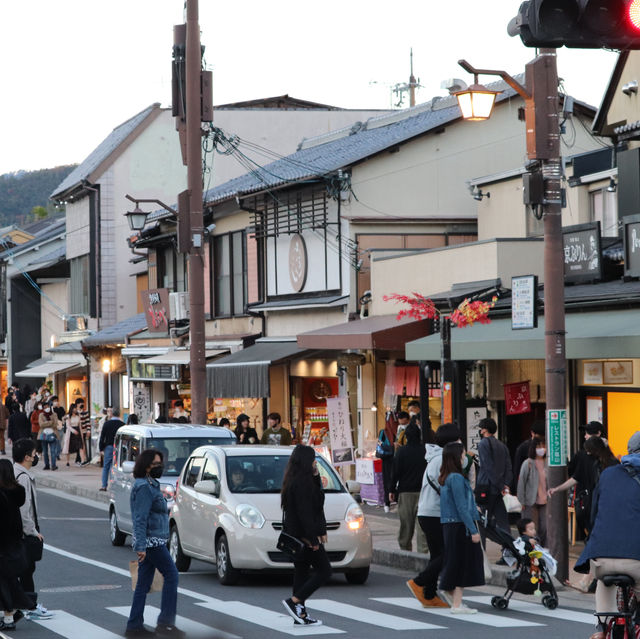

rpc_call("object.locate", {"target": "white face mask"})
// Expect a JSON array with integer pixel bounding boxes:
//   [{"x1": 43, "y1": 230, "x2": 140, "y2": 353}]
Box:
[{"x1": 536, "y1": 447, "x2": 546, "y2": 457}]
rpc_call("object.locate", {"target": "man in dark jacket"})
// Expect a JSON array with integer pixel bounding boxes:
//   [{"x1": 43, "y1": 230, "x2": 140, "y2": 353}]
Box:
[
  {"x1": 390, "y1": 424, "x2": 428, "y2": 552},
  {"x1": 8, "y1": 408, "x2": 31, "y2": 445},
  {"x1": 99, "y1": 409, "x2": 124, "y2": 491}
]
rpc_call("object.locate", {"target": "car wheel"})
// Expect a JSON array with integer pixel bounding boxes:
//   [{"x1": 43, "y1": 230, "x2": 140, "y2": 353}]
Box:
[
  {"x1": 109, "y1": 509, "x2": 126, "y2": 546},
  {"x1": 169, "y1": 525, "x2": 191, "y2": 572},
  {"x1": 345, "y1": 566, "x2": 370, "y2": 585},
  {"x1": 216, "y1": 533, "x2": 240, "y2": 585}
]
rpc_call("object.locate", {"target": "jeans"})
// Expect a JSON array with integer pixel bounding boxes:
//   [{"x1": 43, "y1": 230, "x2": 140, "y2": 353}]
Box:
[
  {"x1": 42, "y1": 439, "x2": 57, "y2": 469},
  {"x1": 414, "y1": 516, "x2": 445, "y2": 599},
  {"x1": 292, "y1": 545, "x2": 332, "y2": 603},
  {"x1": 102, "y1": 445, "x2": 114, "y2": 489},
  {"x1": 127, "y1": 545, "x2": 178, "y2": 630}
]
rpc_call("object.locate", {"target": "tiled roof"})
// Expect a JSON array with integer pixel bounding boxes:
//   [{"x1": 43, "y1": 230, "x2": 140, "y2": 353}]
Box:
[
  {"x1": 82, "y1": 313, "x2": 147, "y2": 347},
  {"x1": 0, "y1": 218, "x2": 65, "y2": 261},
  {"x1": 50, "y1": 104, "x2": 160, "y2": 199},
  {"x1": 25, "y1": 244, "x2": 66, "y2": 267}
]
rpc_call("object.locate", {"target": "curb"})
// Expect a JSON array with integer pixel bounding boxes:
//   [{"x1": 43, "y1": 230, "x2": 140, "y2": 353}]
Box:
[{"x1": 35, "y1": 472, "x2": 110, "y2": 504}]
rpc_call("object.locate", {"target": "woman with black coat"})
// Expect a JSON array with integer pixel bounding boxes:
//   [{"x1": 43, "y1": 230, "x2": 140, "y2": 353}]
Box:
[
  {"x1": 235, "y1": 414, "x2": 258, "y2": 445},
  {"x1": 280, "y1": 445, "x2": 331, "y2": 626}
]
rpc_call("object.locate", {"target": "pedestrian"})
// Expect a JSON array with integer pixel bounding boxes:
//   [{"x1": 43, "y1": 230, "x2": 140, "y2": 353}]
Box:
[
  {"x1": 75, "y1": 398, "x2": 91, "y2": 463},
  {"x1": 49, "y1": 396, "x2": 65, "y2": 421},
  {"x1": 12, "y1": 438, "x2": 52, "y2": 621},
  {"x1": 30, "y1": 403, "x2": 42, "y2": 453},
  {"x1": 125, "y1": 449, "x2": 183, "y2": 638},
  {"x1": 99, "y1": 408, "x2": 124, "y2": 491},
  {"x1": 7, "y1": 408, "x2": 30, "y2": 446},
  {"x1": 38, "y1": 404, "x2": 59, "y2": 471},
  {"x1": 438, "y1": 441, "x2": 484, "y2": 614},
  {"x1": 512, "y1": 420, "x2": 545, "y2": 492},
  {"x1": 235, "y1": 414, "x2": 258, "y2": 444},
  {"x1": 407, "y1": 422, "x2": 462, "y2": 608},
  {"x1": 280, "y1": 445, "x2": 329, "y2": 626},
  {"x1": 376, "y1": 424, "x2": 395, "y2": 512},
  {"x1": 516, "y1": 436, "x2": 548, "y2": 545},
  {"x1": 394, "y1": 412, "x2": 411, "y2": 448},
  {"x1": 261, "y1": 413, "x2": 292, "y2": 446},
  {"x1": 171, "y1": 400, "x2": 189, "y2": 422},
  {"x1": 127, "y1": 414, "x2": 140, "y2": 425},
  {"x1": 407, "y1": 400, "x2": 436, "y2": 445},
  {"x1": 574, "y1": 431, "x2": 640, "y2": 639},
  {"x1": 49, "y1": 396, "x2": 65, "y2": 462},
  {"x1": 0, "y1": 458, "x2": 34, "y2": 630},
  {"x1": 476, "y1": 417, "x2": 513, "y2": 539},
  {"x1": 0, "y1": 400, "x2": 8, "y2": 454},
  {"x1": 218, "y1": 417, "x2": 233, "y2": 432},
  {"x1": 389, "y1": 423, "x2": 428, "y2": 553},
  {"x1": 62, "y1": 404, "x2": 88, "y2": 467},
  {"x1": 24, "y1": 392, "x2": 37, "y2": 420}
]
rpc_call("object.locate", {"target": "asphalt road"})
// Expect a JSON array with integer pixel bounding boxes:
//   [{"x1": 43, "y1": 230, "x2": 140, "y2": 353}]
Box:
[{"x1": 15, "y1": 489, "x2": 598, "y2": 639}]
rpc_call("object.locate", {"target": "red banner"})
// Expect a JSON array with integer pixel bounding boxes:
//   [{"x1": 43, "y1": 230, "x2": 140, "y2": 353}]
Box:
[{"x1": 504, "y1": 381, "x2": 531, "y2": 415}]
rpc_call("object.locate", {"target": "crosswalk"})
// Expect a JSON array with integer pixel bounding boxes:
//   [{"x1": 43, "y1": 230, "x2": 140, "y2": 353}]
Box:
[{"x1": 24, "y1": 593, "x2": 597, "y2": 638}]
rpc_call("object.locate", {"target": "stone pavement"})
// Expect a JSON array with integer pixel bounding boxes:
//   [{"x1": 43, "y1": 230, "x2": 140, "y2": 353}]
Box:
[{"x1": 27, "y1": 459, "x2": 593, "y2": 608}]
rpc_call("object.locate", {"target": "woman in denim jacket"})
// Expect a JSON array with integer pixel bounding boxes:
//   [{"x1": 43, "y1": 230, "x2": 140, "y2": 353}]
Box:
[
  {"x1": 125, "y1": 449, "x2": 184, "y2": 638},
  {"x1": 438, "y1": 442, "x2": 484, "y2": 614}
]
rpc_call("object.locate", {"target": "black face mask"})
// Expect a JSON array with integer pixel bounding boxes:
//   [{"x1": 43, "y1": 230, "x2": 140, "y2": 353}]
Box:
[
  {"x1": 149, "y1": 465, "x2": 164, "y2": 479},
  {"x1": 31, "y1": 454, "x2": 39, "y2": 468}
]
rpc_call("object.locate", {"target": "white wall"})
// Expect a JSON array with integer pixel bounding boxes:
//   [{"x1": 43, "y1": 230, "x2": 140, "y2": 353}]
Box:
[
  {"x1": 40, "y1": 281, "x2": 69, "y2": 354},
  {"x1": 66, "y1": 199, "x2": 91, "y2": 259}
]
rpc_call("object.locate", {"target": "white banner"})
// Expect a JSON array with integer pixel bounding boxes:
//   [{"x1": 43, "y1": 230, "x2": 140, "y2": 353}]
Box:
[{"x1": 327, "y1": 397, "x2": 354, "y2": 466}]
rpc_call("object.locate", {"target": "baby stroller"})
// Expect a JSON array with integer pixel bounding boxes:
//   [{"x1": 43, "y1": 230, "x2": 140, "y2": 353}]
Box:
[{"x1": 480, "y1": 519, "x2": 559, "y2": 610}]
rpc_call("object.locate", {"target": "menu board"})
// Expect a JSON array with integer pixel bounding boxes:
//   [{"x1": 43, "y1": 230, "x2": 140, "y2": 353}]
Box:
[
  {"x1": 512, "y1": 275, "x2": 538, "y2": 330},
  {"x1": 327, "y1": 397, "x2": 354, "y2": 466}
]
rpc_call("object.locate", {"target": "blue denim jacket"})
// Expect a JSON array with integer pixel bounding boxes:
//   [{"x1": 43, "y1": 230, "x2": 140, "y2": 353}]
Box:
[
  {"x1": 130, "y1": 477, "x2": 169, "y2": 552},
  {"x1": 440, "y1": 472, "x2": 480, "y2": 535}
]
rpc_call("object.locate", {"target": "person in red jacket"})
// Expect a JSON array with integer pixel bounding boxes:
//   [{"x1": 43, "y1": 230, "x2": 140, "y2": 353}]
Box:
[{"x1": 29, "y1": 405, "x2": 42, "y2": 453}]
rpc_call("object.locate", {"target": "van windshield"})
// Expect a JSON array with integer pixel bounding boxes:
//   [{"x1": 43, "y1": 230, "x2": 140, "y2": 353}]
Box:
[
  {"x1": 226, "y1": 455, "x2": 345, "y2": 493},
  {"x1": 147, "y1": 437, "x2": 232, "y2": 476}
]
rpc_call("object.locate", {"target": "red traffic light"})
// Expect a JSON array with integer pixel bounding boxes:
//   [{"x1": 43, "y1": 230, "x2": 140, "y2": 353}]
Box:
[{"x1": 629, "y1": 0, "x2": 640, "y2": 31}]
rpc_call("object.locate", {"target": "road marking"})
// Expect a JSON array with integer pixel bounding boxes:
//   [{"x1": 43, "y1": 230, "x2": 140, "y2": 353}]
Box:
[
  {"x1": 41, "y1": 516, "x2": 106, "y2": 521},
  {"x1": 108, "y1": 605, "x2": 241, "y2": 639},
  {"x1": 39, "y1": 487, "x2": 109, "y2": 510},
  {"x1": 372, "y1": 597, "x2": 544, "y2": 627},
  {"x1": 464, "y1": 595, "x2": 596, "y2": 624},
  {"x1": 195, "y1": 600, "x2": 345, "y2": 635},
  {"x1": 308, "y1": 599, "x2": 444, "y2": 630},
  {"x1": 30, "y1": 610, "x2": 122, "y2": 639}
]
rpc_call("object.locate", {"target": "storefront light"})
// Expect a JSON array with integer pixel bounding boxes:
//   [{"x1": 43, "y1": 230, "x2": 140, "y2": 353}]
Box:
[
  {"x1": 102, "y1": 358, "x2": 111, "y2": 374},
  {"x1": 370, "y1": 402, "x2": 378, "y2": 412}
]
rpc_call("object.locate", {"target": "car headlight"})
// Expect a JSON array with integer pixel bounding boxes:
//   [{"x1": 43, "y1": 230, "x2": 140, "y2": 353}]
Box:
[
  {"x1": 161, "y1": 483, "x2": 176, "y2": 501},
  {"x1": 235, "y1": 503, "x2": 266, "y2": 529},
  {"x1": 345, "y1": 503, "x2": 365, "y2": 531}
]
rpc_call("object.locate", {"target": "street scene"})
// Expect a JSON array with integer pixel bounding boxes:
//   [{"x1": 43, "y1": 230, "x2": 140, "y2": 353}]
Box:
[{"x1": 3, "y1": 1, "x2": 640, "y2": 638}]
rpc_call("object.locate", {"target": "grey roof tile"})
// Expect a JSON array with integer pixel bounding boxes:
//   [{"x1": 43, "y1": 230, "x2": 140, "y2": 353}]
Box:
[{"x1": 82, "y1": 313, "x2": 147, "y2": 347}]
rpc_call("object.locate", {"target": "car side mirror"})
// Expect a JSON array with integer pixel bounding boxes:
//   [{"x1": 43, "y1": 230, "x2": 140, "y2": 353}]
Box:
[
  {"x1": 194, "y1": 479, "x2": 220, "y2": 497},
  {"x1": 122, "y1": 461, "x2": 135, "y2": 474}
]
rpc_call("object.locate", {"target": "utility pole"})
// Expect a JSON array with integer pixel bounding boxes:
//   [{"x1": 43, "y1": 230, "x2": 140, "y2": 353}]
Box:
[{"x1": 409, "y1": 48, "x2": 418, "y2": 107}]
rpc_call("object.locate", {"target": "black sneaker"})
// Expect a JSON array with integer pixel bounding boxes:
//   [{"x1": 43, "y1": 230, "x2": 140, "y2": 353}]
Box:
[
  {"x1": 0, "y1": 619, "x2": 16, "y2": 630},
  {"x1": 12, "y1": 610, "x2": 24, "y2": 624},
  {"x1": 282, "y1": 598, "x2": 306, "y2": 624},
  {"x1": 124, "y1": 628, "x2": 155, "y2": 637},
  {"x1": 300, "y1": 608, "x2": 322, "y2": 626},
  {"x1": 155, "y1": 624, "x2": 186, "y2": 638}
]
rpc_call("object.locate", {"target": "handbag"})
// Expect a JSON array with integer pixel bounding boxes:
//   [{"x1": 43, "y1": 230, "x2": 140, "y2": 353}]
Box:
[
  {"x1": 375, "y1": 432, "x2": 393, "y2": 459},
  {"x1": 276, "y1": 510, "x2": 306, "y2": 559},
  {"x1": 475, "y1": 437, "x2": 495, "y2": 506},
  {"x1": 129, "y1": 560, "x2": 164, "y2": 592},
  {"x1": 23, "y1": 534, "x2": 43, "y2": 563}
]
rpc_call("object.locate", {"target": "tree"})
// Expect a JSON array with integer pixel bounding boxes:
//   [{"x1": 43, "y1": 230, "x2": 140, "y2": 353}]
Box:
[{"x1": 31, "y1": 206, "x2": 48, "y2": 221}]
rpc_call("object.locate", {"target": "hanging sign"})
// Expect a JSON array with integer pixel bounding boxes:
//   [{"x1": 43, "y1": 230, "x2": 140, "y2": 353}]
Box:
[
  {"x1": 327, "y1": 397, "x2": 354, "y2": 466},
  {"x1": 504, "y1": 381, "x2": 531, "y2": 415},
  {"x1": 511, "y1": 275, "x2": 538, "y2": 330},
  {"x1": 547, "y1": 409, "x2": 568, "y2": 467},
  {"x1": 141, "y1": 288, "x2": 171, "y2": 333},
  {"x1": 562, "y1": 222, "x2": 601, "y2": 283},
  {"x1": 624, "y1": 214, "x2": 640, "y2": 278}
]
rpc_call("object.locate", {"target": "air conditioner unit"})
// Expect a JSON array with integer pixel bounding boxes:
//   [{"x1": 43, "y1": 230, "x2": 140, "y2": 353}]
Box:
[
  {"x1": 65, "y1": 315, "x2": 88, "y2": 331},
  {"x1": 169, "y1": 292, "x2": 190, "y2": 321}
]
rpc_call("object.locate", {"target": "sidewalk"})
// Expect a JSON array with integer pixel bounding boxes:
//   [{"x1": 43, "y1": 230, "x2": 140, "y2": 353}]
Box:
[{"x1": 30, "y1": 461, "x2": 594, "y2": 608}]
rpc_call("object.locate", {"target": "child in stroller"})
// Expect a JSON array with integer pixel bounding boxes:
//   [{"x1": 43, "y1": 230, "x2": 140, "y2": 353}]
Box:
[{"x1": 484, "y1": 517, "x2": 559, "y2": 610}]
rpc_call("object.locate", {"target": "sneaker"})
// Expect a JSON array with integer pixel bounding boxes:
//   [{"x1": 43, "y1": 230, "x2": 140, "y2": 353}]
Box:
[
  {"x1": 75, "y1": 461, "x2": 82, "y2": 466},
  {"x1": 81, "y1": 461, "x2": 90, "y2": 466},
  {"x1": 383, "y1": 505, "x2": 390, "y2": 513},
  {"x1": 282, "y1": 598, "x2": 307, "y2": 624},
  {"x1": 42, "y1": 466, "x2": 50, "y2": 470},
  {"x1": 0, "y1": 620, "x2": 16, "y2": 630},
  {"x1": 155, "y1": 624, "x2": 186, "y2": 638},
  {"x1": 124, "y1": 628, "x2": 155, "y2": 637},
  {"x1": 99, "y1": 487, "x2": 107, "y2": 491},
  {"x1": 300, "y1": 610, "x2": 322, "y2": 626},
  {"x1": 438, "y1": 590, "x2": 454, "y2": 607},
  {"x1": 25, "y1": 604, "x2": 53, "y2": 620},
  {"x1": 450, "y1": 605, "x2": 478, "y2": 614},
  {"x1": 406, "y1": 579, "x2": 430, "y2": 606}
]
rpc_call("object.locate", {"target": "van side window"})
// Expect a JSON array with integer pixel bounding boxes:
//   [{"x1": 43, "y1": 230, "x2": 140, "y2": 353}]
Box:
[
  {"x1": 202, "y1": 457, "x2": 219, "y2": 481},
  {"x1": 118, "y1": 435, "x2": 130, "y2": 468},
  {"x1": 128, "y1": 436, "x2": 141, "y2": 462},
  {"x1": 184, "y1": 457, "x2": 205, "y2": 488}
]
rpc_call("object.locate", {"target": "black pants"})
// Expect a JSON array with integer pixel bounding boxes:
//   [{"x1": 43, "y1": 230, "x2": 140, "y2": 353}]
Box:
[
  {"x1": 18, "y1": 558, "x2": 37, "y2": 607},
  {"x1": 292, "y1": 545, "x2": 332, "y2": 603},
  {"x1": 381, "y1": 457, "x2": 394, "y2": 507},
  {"x1": 414, "y1": 516, "x2": 444, "y2": 599}
]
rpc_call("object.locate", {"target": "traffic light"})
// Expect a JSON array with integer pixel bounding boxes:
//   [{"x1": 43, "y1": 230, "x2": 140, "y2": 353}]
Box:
[{"x1": 508, "y1": 0, "x2": 640, "y2": 49}]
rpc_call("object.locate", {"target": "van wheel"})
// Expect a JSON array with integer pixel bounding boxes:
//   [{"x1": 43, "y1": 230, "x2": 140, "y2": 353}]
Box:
[
  {"x1": 169, "y1": 525, "x2": 191, "y2": 572},
  {"x1": 109, "y1": 509, "x2": 126, "y2": 546},
  {"x1": 216, "y1": 534, "x2": 240, "y2": 585},
  {"x1": 345, "y1": 567, "x2": 370, "y2": 584}
]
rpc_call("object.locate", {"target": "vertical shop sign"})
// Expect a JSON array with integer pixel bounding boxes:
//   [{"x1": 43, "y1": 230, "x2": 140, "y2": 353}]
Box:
[
  {"x1": 466, "y1": 406, "x2": 487, "y2": 456},
  {"x1": 327, "y1": 397, "x2": 354, "y2": 466},
  {"x1": 141, "y1": 289, "x2": 171, "y2": 333},
  {"x1": 132, "y1": 384, "x2": 152, "y2": 423},
  {"x1": 504, "y1": 381, "x2": 532, "y2": 415},
  {"x1": 547, "y1": 409, "x2": 568, "y2": 467}
]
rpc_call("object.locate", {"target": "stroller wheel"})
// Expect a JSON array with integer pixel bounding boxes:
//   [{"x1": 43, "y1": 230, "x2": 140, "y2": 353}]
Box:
[
  {"x1": 491, "y1": 596, "x2": 509, "y2": 610},
  {"x1": 542, "y1": 595, "x2": 558, "y2": 610}
]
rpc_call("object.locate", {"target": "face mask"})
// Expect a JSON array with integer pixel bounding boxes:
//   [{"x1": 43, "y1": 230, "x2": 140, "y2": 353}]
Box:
[
  {"x1": 31, "y1": 454, "x2": 39, "y2": 468},
  {"x1": 149, "y1": 465, "x2": 164, "y2": 479},
  {"x1": 44, "y1": 408, "x2": 51, "y2": 413},
  {"x1": 536, "y1": 448, "x2": 546, "y2": 457}
]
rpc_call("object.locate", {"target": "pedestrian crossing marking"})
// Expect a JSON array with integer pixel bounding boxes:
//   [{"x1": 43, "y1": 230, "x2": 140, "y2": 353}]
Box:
[
  {"x1": 108, "y1": 605, "x2": 241, "y2": 639},
  {"x1": 372, "y1": 597, "x2": 544, "y2": 627},
  {"x1": 29, "y1": 610, "x2": 123, "y2": 639},
  {"x1": 195, "y1": 600, "x2": 345, "y2": 635},
  {"x1": 464, "y1": 596, "x2": 596, "y2": 624},
  {"x1": 308, "y1": 599, "x2": 445, "y2": 630}
]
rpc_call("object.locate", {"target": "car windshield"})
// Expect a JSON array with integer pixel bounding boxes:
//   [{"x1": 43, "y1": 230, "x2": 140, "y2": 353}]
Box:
[
  {"x1": 225, "y1": 454, "x2": 345, "y2": 493},
  {"x1": 147, "y1": 437, "x2": 232, "y2": 476}
]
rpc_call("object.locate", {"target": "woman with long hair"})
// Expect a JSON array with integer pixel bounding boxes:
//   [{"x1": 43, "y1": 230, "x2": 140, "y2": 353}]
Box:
[
  {"x1": 62, "y1": 404, "x2": 87, "y2": 467},
  {"x1": 0, "y1": 458, "x2": 33, "y2": 630},
  {"x1": 125, "y1": 449, "x2": 183, "y2": 638},
  {"x1": 438, "y1": 442, "x2": 484, "y2": 613},
  {"x1": 517, "y1": 436, "x2": 548, "y2": 545},
  {"x1": 280, "y1": 445, "x2": 330, "y2": 626}
]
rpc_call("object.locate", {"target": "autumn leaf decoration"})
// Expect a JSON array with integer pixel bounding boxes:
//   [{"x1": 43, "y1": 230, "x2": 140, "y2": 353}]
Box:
[{"x1": 383, "y1": 293, "x2": 498, "y2": 328}]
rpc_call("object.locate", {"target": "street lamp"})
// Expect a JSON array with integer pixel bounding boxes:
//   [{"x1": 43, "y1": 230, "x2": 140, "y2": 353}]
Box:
[
  {"x1": 125, "y1": 205, "x2": 149, "y2": 232},
  {"x1": 102, "y1": 358, "x2": 112, "y2": 406},
  {"x1": 454, "y1": 77, "x2": 501, "y2": 121}
]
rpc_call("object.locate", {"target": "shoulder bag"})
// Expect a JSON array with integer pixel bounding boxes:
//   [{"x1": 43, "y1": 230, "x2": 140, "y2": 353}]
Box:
[
  {"x1": 474, "y1": 438, "x2": 494, "y2": 506},
  {"x1": 276, "y1": 509, "x2": 306, "y2": 559},
  {"x1": 16, "y1": 471, "x2": 44, "y2": 562}
]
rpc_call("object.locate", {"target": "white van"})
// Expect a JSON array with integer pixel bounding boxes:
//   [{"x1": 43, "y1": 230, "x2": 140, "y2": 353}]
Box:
[{"x1": 108, "y1": 423, "x2": 236, "y2": 546}]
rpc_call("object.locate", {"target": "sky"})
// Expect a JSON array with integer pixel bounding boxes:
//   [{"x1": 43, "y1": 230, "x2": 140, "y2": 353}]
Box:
[{"x1": 0, "y1": 0, "x2": 619, "y2": 175}]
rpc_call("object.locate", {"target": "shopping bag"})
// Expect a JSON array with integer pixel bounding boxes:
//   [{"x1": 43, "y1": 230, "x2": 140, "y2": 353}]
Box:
[
  {"x1": 503, "y1": 492, "x2": 523, "y2": 513},
  {"x1": 129, "y1": 560, "x2": 164, "y2": 592}
]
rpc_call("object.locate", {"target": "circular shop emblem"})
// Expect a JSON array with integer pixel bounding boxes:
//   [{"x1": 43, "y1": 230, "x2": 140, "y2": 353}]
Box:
[{"x1": 288, "y1": 234, "x2": 308, "y2": 292}]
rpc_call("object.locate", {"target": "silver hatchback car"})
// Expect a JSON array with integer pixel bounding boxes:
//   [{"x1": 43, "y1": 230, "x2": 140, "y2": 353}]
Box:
[{"x1": 169, "y1": 445, "x2": 372, "y2": 585}]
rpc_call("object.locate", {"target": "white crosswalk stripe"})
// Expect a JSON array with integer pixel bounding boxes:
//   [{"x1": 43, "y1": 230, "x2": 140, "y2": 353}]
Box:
[
  {"x1": 464, "y1": 595, "x2": 596, "y2": 624},
  {"x1": 29, "y1": 610, "x2": 122, "y2": 639},
  {"x1": 195, "y1": 600, "x2": 345, "y2": 635},
  {"x1": 108, "y1": 605, "x2": 242, "y2": 639},
  {"x1": 307, "y1": 599, "x2": 445, "y2": 630},
  {"x1": 372, "y1": 597, "x2": 544, "y2": 627}
]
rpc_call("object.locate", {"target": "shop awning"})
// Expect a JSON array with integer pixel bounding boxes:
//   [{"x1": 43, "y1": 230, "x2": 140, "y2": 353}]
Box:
[
  {"x1": 15, "y1": 360, "x2": 84, "y2": 378},
  {"x1": 206, "y1": 340, "x2": 308, "y2": 398},
  {"x1": 297, "y1": 315, "x2": 432, "y2": 351},
  {"x1": 142, "y1": 349, "x2": 227, "y2": 365},
  {"x1": 121, "y1": 347, "x2": 170, "y2": 358},
  {"x1": 405, "y1": 309, "x2": 640, "y2": 361}
]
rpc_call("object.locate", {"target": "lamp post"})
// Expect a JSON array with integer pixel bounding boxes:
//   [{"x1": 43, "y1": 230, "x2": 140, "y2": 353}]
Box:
[
  {"x1": 102, "y1": 357, "x2": 112, "y2": 406},
  {"x1": 457, "y1": 52, "x2": 569, "y2": 581}
]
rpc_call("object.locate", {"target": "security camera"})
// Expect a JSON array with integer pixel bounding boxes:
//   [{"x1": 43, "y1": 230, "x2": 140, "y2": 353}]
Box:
[
  {"x1": 205, "y1": 223, "x2": 216, "y2": 234},
  {"x1": 623, "y1": 80, "x2": 638, "y2": 96}
]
